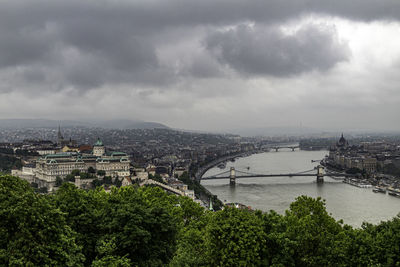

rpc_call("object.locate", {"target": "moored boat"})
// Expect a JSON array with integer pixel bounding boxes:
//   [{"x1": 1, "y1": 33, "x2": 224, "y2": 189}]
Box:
[
  {"x1": 372, "y1": 186, "x2": 386, "y2": 193},
  {"x1": 387, "y1": 187, "x2": 400, "y2": 197},
  {"x1": 217, "y1": 162, "x2": 226, "y2": 169},
  {"x1": 343, "y1": 178, "x2": 372, "y2": 188},
  {"x1": 225, "y1": 202, "x2": 252, "y2": 210}
]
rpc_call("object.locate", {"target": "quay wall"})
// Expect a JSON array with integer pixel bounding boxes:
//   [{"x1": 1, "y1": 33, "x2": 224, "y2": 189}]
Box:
[{"x1": 194, "y1": 150, "x2": 261, "y2": 181}]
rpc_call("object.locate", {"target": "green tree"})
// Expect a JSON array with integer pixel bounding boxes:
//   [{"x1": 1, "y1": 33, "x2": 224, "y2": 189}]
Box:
[
  {"x1": 15, "y1": 149, "x2": 39, "y2": 156},
  {"x1": 205, "y1": 208, "x2": 267, "y2": 266},
  {"x1": 0, "y1": 147, "x2": 13, "y2": 154},
  {"x1": 0, "y1": 155, "x2": 22, "y2": 173},
  {"x1": 178, "y1": 171, "x2": 223, "y2": 210},
  {"x1": 88, "y1": 167, "x2": 96, "y2": 174},
  {"x1": 37, "y1": 186, "x2": 48, "y2": 194},
  {"x1": 279, "y1": 196, "x2": 350, "y2": 267},
  {"x1": 103, "y1": 176, "x2": 112, "y2": 185},
  {"x1": 65, "y1": 174, "x2": 75, "y2": 182},
  {"x1": 0, "y1": 175, "x2": 84, "y2": 266},
  {"x1": 80, "y1": 172, "x2": 89, "y2": 179},
  {"x1": 101, "y1": 186, "x2": 179, "y2": 266},
  {"x1": 92, "y1": 179, "x2": 103, "y2": 188},
  {"x1": 114, "y1": 177, "x2": 122, "y2": 187},
  {"x1": 346, "y1": 167, "x2": 363, "y2": 174},
  {"x1": 383, "y1": 163, "x2": 400, "y2": 176},
  {"x1": 54, "y1": 183, "x2": 108, "y2": 265},
  {"x1": 91, "y1": 238, "x2": 131, "y2": 267},
  {"x1": 97, "y1": 170, "x2": 106, "y2": 176},
  {"x1": 149, "y1": 173, "x2": 166, "y2": 184},
  {"x1": 55, "y1": 176, "x2": 63, "y2": 187},
  {"x1": 71, "y1": 169, "x2": 81, "y2": 176},
  {"x1": 170, "y1": 212, "x2": 211, "y2": 267},
  {"x1": 356, "y1": 217, "x2": 400, "y2": 266}
]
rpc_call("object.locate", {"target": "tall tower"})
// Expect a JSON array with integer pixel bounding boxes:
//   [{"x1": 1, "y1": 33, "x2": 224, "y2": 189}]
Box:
[
  {"x1": 93, "y1": 138, "x2": 105, "y2": 157},
  {"x1": 57, "y1": 125, "x2": 64, "y2": 145}
]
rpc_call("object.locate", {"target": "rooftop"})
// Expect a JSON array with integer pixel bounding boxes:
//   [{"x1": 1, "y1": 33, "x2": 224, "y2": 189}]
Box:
[{"x1": 94, "y1": 138, "x2": 104, "y2": 147}]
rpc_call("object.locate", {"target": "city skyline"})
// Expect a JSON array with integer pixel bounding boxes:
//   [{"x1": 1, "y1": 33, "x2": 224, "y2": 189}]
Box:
[{"x1": 0, "y1": 0, "x2": 399, "y2": 132}]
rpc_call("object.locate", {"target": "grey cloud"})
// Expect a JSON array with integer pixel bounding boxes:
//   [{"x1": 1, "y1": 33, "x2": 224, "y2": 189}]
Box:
[
  {"x1": 187, "y1": 57, "x2": 222, "y2": 78},
  {"x1": 0, "y1": 25, "x2": 53, "y2": 68},
  {"x1": 206, "y1": 23, "x2": 350, "y2": 77},
  {"x1": 0, "y1": 0, "x2": 398, "y2": 93},
  {"x1": 0, "y1": 1, "x2": 173, "y2": 91}
]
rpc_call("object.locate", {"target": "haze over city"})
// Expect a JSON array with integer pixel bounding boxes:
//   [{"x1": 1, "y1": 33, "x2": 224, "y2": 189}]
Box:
[
  {"x1": 0, "y1": 0, "x2": 399, "y2": 132},
  {"x1": 3, "y1": 2, "x2": 400, "y2": 266}
]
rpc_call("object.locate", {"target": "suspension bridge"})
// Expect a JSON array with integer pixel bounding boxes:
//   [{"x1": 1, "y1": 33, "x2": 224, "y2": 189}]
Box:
[
  {"x1": 201, "y1": 166, "x2": 354, "y2": 185},
  {"x1": 271, "y1": 145, "x2": 300, "y2": 152}
]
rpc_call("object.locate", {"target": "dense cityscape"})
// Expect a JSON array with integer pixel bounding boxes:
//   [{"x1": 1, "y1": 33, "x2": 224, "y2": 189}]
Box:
[
  {"x1": 1, "y1": 0, "x2": 400, "y2": 265},
  {"x1": 1, "y1": 125, "x2": 400, "y2": 206},
  {"x1": 1, "y1": 124, "x2": 400, "y2": 265}
]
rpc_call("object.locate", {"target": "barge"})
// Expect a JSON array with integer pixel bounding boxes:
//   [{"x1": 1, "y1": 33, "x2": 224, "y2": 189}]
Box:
[
  {"x1": 343, "y1": 178, "x2": 372, "y2": 188},
  {"x1": 372, "y1": 186, "x2": 386, "y2": 193},
  {"x1": 387, "y1": 187, "x2": 400, "y2": 198}
]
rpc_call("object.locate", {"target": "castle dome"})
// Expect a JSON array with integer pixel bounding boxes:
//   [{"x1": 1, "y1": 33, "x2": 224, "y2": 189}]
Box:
[{"x1": 94, "y1": 138, "x2": 104, "y2": 147}]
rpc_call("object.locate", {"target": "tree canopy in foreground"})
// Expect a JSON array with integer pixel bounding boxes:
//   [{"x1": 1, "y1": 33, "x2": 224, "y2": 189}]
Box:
[{"x1": 1, "y1": 175, "x2": 400, "y2": 266}]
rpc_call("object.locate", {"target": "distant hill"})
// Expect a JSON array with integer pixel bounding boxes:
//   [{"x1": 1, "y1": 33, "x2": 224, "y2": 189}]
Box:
[
  {"x1": 0, "y1": 119, "x2": 85, "y2": 129},
  {"x1": 228, "y1": 126, "x2": 323, "y2": 137},
  {"x1": 91, "y1": 119, "x2": 169, "y2": 129},
  {"x1": 0, "y1": 119, "x2": 169, "y2": 130}
]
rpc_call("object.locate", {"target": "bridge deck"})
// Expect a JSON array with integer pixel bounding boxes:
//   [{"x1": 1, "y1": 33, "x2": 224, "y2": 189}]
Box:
[{"x1": 202, "y1": 173, "x2": 352, "y2": 180}]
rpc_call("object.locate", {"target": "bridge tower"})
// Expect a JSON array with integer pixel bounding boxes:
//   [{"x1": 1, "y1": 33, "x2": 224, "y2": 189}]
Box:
[
  {"x1": 316, "y1": 165, "x2": 324, "y2": 183},
  {"x1": 229, "y1": 167, "x2": 236, "y2": 186}
]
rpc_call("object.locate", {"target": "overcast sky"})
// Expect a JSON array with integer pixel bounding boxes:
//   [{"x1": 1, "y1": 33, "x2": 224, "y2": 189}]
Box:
[{"x1": 0, "y1": 0, "x2": 399, "y2": 132}]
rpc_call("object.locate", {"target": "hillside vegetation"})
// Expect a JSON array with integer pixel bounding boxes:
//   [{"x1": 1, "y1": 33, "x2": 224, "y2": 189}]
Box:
[{"x1": 1, "y1": 175, "x2": 400, "y2": 266}]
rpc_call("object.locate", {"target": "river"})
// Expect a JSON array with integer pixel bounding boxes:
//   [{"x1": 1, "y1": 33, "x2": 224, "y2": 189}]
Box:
[{"x1": 201, "y1": 149, "x2": 400, "y2": 227}]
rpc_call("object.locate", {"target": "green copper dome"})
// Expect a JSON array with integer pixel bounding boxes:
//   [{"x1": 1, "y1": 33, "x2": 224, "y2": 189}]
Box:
[{"x1": 94, "y1": 138, "x2": 104, "y2": 146}]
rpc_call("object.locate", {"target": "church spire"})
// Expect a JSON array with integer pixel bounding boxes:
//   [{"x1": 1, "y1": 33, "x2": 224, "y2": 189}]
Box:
[{"x1": 57, "y1": 124, "x2": 64, "y2": 145}]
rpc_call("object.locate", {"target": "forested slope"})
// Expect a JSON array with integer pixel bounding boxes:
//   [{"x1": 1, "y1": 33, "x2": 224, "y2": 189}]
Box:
[{"x1": 1, "y1": 175, "x2": 400, "y2": 266}]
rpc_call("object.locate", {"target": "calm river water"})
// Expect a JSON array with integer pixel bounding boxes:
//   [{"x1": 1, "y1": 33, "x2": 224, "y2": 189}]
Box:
[{"x1": 201, "y1": 149, "x2": 400, "y2": 227}]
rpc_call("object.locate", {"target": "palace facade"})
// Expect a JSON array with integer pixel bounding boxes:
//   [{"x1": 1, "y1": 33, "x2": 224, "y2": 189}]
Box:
[{"x1": 34, "y1": 138, "x2": 130, "y2": 190}]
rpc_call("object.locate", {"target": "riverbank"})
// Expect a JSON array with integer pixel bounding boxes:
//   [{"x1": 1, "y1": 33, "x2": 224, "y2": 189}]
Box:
[
  {"x1": 194, "y1": 149, "x2": 263, "y2": 181},
  {"x1": 201, "y1": 150, "x2": 400, "y2": 227},
  {"x1": 191, "y1": 149, "x2": 266, "y2": 209}
]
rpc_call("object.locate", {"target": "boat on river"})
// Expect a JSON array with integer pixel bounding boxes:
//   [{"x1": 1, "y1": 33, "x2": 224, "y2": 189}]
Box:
[
  {"x1": 217, "y1": 162, "x2": 226, "y2": 169},
  {"x1": 343, "y1": 178, "x2": 372, "y2": 188},
  {"x1": 225, "y1": 202, "x2": 252, "y2": 210},
  {"x1": 387, "y1": 187, "x2": 400, "y2": 197},
  {"x1": 372, "y1": 186, "x2": 386, "y2": 193}
]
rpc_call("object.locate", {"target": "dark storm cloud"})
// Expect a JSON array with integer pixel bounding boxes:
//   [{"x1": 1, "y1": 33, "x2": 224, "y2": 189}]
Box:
[
  {"x1": 0, "y1": 25, "x2": 53, "y2": 68},
  {"x1": 206, "y1": 23, "x2": 350, "y2": 76},
  {"x1": 0, "y1": 0, "x2": 173, "y2": 91},
  {"x1": 0, "y1": 0, "x2": 398, "y2": 93}
]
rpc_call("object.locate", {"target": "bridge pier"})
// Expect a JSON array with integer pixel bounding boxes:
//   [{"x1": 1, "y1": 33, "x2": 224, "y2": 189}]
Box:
[
  {"x1": 316, "y1": 165, "x2": 324, "y2": 183},
  {"x1": 274, "y1": 148, "x2": 279, "y2": 152},
  {"x1": 229, "y1": 167, "x2": 236, "y2": 186},
  {"x1": 291, "y1": 147, "x2": 295, "y2": 151}
]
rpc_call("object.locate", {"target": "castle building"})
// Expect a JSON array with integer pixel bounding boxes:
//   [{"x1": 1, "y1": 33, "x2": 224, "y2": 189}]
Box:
[
  {"x1": 93, "y1": 138, "x2": 105, "y2": 156},
  {"x1": 34, "y1": 138, "x2": 130, "y2": 190}
]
